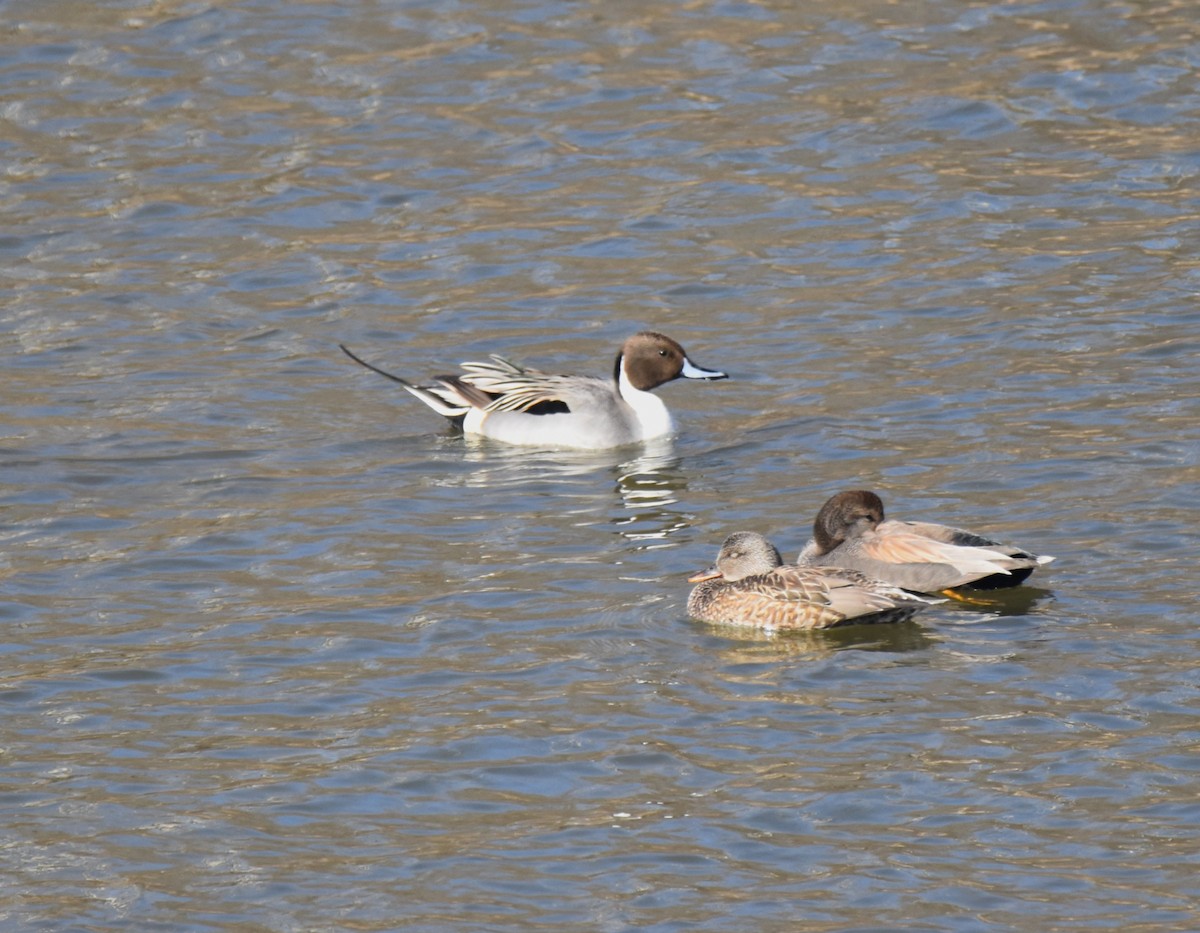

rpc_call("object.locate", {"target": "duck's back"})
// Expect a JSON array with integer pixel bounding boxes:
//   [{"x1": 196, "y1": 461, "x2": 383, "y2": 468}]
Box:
[
  {"x1": 688, "y1": 566, "x2": 928, "y2": 630},
  {"x1": 800, "y1": 527, "x2": 981, "y2": 591}
]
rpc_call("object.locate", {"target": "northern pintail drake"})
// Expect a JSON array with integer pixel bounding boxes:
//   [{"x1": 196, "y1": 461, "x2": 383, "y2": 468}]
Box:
[
  {"x1": 796, "y1": 490, "x2": 1055, "y2": 593},
  {"x1": 687, "y1": 532, "x2": 941, "y2": 630},
  {"x1": 339, "y1": 331, "x2": 727, "y2": 450}
]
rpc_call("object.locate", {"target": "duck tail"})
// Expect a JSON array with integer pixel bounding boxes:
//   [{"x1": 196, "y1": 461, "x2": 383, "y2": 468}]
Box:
[{"x1": 339, "y1": 344, "x2": 470, "y2": 420}]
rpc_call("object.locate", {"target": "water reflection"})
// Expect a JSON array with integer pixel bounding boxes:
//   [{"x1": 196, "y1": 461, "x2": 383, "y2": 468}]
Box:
[
  {"x1": 610, "y1": 438, "x2": 689, "y2": 543},
  {"x1": 936, "y1": 585, "x2": 1057, "y2": 620},
  {"x1": 454, "y1": 433, "x2": 628, "y2": 486},
  {"x1": 8, "y1": 0, "x2": 1199, "y2": 927},
  {"x1": 436, "y1": 433, "x2": 692, "y2": 543},
  {"x1": 697, "y1": 619, "x2": 938, "y2": 664}
]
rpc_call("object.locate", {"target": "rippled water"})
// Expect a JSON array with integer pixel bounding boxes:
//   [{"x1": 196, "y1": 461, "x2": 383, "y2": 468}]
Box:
[{"x1": 4, "y1": 0, "x2": 1200, "y2": 930}]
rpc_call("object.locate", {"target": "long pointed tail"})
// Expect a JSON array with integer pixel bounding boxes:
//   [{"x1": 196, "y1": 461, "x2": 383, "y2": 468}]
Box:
[
  {"x1": 339, "y1": 344, "x2": 469, "y2": 420},
  {"x1": 340, "y1": 344, "x2": 413, "y2": 387}
]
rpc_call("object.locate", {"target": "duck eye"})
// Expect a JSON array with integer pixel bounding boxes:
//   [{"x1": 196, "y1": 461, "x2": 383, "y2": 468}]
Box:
[{"x1": 659, "y1": 349, "x2": 668, "y2": 357}]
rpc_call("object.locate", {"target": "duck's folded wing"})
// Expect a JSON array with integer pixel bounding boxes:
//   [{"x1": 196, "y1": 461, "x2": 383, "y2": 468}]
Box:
[
  {"x1": 461, "y1": 358, "x2": 610, "y2": 415},
  {"x1": 459, "y1": 355, "x2": 534, "y2": 385},
  {"x1": 744, "y1": 568, "x2": 933, "y2": 625},
  {"x1": 869, "y1": 523, "x2": 1017, "y2": 576},
  {"x1": 429, "y1": 375, "x2": 495, "y2": 410},
  {"x1": 900, "y1": 520, "x2": 1052, "y2": 565},
  {"x1": 456, "y1": 357, "x2": 557, "y2": 413},
  {"x1": 899, "y1": 520, "x2": 1004, "y2": 549},
  {"x1": 739, "y1": 568, "x2": 841, "y2": 607},
  {"x1": 819, "y1": 570, "x2": 941, "y2": 615},
  {"x1": 729, "y1": 570, "x2": 849, "y2": 628}
]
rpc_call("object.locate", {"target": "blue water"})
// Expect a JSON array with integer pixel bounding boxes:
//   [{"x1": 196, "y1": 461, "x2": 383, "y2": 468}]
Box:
[{"x1": 3, "y1": 0, "x2": 1199, "y2": 930}]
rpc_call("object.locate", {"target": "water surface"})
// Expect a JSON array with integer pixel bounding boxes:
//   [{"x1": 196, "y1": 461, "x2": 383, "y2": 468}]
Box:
[{"x1": 3, "y1": 0, "x2": 1200, "y2": 930}]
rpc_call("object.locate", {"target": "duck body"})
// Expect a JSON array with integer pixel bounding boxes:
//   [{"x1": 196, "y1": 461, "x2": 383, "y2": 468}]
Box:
[
  {"x1": 340, "y1": 331, "x2": 726, "y2": 450},
  {"x1": 796, "y1": 490, "x2": 1054, "y2": 592},
  {"x1": 688, "y1": 532, "x2": 941, "y2": 631}
]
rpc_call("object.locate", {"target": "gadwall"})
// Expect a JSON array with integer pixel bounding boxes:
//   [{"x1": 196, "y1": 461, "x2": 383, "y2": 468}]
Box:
[
  {"x1": 340, "y1": 331, "x2": 726, "y2": 450},
  {"x1": 796, "y1": 490, "x2": 1054, "y2": 592},
  {"x1": 688, "y1": 531, "x2": 941, "y2": 630}
]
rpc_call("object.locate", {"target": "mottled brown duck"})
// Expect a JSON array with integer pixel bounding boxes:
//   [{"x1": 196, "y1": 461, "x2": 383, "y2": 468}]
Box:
[{"x1": 688, "y1": 531, "x2": 941, "y2": 630}]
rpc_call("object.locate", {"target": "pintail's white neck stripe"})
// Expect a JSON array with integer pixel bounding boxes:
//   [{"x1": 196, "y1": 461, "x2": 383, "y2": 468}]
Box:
[{"x1": 618, "y1": 366, "x2": 674, "y2": 440}]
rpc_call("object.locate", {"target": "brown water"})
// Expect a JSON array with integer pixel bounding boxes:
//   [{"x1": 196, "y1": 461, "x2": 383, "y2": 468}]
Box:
[{"x1": 4, "y1": 0, "x2": 1200, "y2": 930}]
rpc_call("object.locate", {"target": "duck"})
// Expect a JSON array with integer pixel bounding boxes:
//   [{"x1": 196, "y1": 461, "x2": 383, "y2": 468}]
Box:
[
  {"x1": 795, "y1": 490, "x2": 1054, "y2": 593},
  {"x1": 687, "y1": 531, "x2": 941, "y2": 630},
  {"x1": 339, "y1": 331, "x2": 727, "y2": 450}
]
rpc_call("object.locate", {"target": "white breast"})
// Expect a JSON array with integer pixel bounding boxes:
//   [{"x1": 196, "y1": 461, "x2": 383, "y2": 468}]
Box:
[{"x1": 618, "y1": 369, "x2": 674, "y2": 440}]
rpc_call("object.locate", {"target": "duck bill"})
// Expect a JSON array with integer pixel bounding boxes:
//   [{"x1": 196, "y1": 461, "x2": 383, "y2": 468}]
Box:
[
  {"x1": 687, "y1": 566, "x2": 723, "y2": 584},
  {"x1": 680, "y1": 357, "x2": 728, "y2": 381}
]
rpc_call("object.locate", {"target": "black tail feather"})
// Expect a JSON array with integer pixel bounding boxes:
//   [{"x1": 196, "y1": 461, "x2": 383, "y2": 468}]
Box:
[{"x1": 339, "y1": 344, "x2": 414, "y2": 387}]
